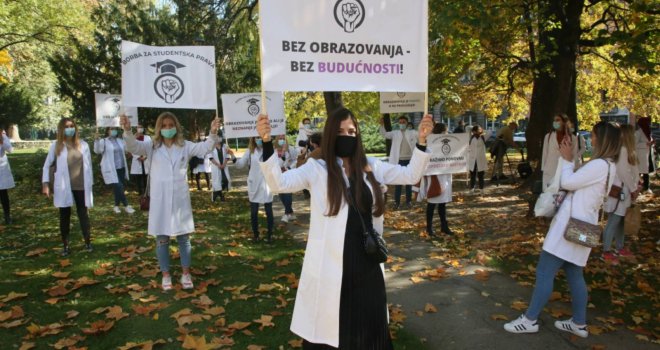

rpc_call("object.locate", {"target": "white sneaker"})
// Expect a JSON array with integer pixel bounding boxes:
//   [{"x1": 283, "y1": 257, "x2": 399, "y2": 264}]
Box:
[
  {"x1": 504, "y1": 314, "x2": 539, "y2": 334},
  {"x1": 113, "y1": 206, "x2": 121, "y2": 214},
  {"x1": 181, "y1": 273, "x2": 194, "y2": 290},
  {"x1": 288, "y1": 214, "x2": 297, "y2": 221},
  {"x1": 554, "y1": 319, "x2": 588, "y2": 338},
  {"x1": 125, "y1": 205, "x2": 135, "y2": 214},
  {"x1": 281, "y1": 215, "x2": 289, "y2": 223},
  {"x1": 161, "y1": 275, "x2": 173, "y2": 291}
]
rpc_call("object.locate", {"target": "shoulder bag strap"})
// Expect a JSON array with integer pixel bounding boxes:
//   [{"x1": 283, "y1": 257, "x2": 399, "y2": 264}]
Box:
[{"x1": 599, "y1": 159, "x2": 611, "y2": 222}]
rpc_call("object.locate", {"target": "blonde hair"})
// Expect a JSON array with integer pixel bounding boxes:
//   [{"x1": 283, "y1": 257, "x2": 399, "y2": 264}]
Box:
[
  {"x1": 248, "y1": 137, "x2": 258, "y2": 154},
  {"x1": 56, "y1": 118, "x2": 81, "y2": 156},
  {"x1": 620, "y1": 124, "x2": 638, "y2": 165},
  {"x1": 591, "y1": 121, "x2": 620, "y2": 162},
  {"x1": 152, "y1": 112, "x2": 185, "y2": 147}
]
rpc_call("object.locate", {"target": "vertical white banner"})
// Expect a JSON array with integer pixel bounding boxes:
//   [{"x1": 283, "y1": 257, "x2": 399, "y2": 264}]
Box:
[
  {"x1": 260, "y1": 0, "x2": 428, "y2": 92},
  {"x1": 94, "y1": 93, "x2": 138, "y2": 127},
  {"x1": 121, "y1": 40, "x2": 217, "y2": 110},
  {"x1": 221, "y1": 92, "x2": 286, "y2": 139}
]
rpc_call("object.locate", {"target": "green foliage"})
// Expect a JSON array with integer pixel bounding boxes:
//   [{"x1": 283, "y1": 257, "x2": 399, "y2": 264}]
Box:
[
  {"x1": 360, "y1": 122, "x2": 386, "y2": 154},
  {"x1": 0, "y1": 84, "x2": 35, "y2": 129}
]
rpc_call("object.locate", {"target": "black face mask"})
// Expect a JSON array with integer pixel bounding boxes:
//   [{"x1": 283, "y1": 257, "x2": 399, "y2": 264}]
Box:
[{"x1": 335, "y1": 135, "x2": 358, "y2": 157}]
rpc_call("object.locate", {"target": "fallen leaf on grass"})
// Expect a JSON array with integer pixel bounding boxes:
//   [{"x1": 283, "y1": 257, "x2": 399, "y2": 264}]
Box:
[
  {"x1": 59, "y1": 259, "x2": 71, "y2": 267},
  {"x1": 202, "y1": 307, "x2": 225, "y2": 316},
  {"x1": 26, "y1": 322, "x2": 65, "y2": 337},
  {"x1": 14, "y1": 271, "x2": 32, "y2": 277},
  {"x1": 18, "y1": 342, "x2": 35, "y2": 350},
  {"x1": 247, "y1": 346, "x2": 265, "y2": 350},
  {"x1": 253, "y1": 315, "x2": 275, "y2": 330},
  {"x1": 105, "y1": 306, "x2": 129, "y2": 321},
  {"x1": 44, "y1": 298, "x2": 65, "y2": 305},
  {"x1": 26, "y1": 248, "x2": 48, "y2": 257},
  {"x1": 288, "y1": 339, "x2": 303, "y2": 348},
  {"x1": 52, "y1": 335, "x2": 85, "y2": 349},
  {"x1": 1, "y1": 318, "x2": 28, "y2": 328},
  {"x1": 51, "y1": 272, "x2": 71, "y2": 279},
  {"x1": 182, "y1": 335, "x2": 221, "y2": 350},
  {"x1": 1, "y1": 291, "x2": 28, "y2": 302},
  {"x1": 227, "y1": 321, "x2": 251, "y2": 330},
  {"x1": 66, "y1": 311, "x2": 79, "y2": 319},
  {"x1": 81, "y1": 320, "x2": 115, "y2": 335},
  {"x1": 118, "y1": 339, "x2": 166, "y2": 350}
]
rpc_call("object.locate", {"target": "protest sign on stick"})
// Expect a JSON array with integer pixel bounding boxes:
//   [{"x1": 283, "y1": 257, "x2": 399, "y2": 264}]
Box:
[
  {"x1": 121, "y1": 40, "x2": 217, "y2": 110},
  {"x1": 259, "y1": 0, "x2": 428, "y2": 93},
  {"x1": 95, "y1": 93, "x2": 138, "y2": 127},
  {"x1": 424, "y1": 133, "x2": 470, "y2": 175},
  {"x1": 380, "y1": 92, "x2": 425, "y2": 113},
  {"x1": 221, "y1": 92, "x2": 286, "y2": 139}
]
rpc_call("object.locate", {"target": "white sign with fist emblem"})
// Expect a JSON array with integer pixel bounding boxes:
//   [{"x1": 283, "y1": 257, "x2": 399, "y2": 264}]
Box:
[
  {"x1": 121, "y1": 40, "x2": 217, "y2": 110},
  {"x1": 221, "y1": 92, "x2": 286, "y2": 139},
  {"x1": 94, "y1": 93, "x2": 138, "y2": 127}
]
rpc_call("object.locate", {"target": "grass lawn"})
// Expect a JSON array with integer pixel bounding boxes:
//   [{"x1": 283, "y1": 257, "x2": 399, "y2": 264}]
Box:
[{"x1": 0, "y1": 149, "x2": 425, "y2": 349}]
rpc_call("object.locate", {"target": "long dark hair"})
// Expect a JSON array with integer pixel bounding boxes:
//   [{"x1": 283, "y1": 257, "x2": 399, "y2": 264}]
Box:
[{"x1": 321, "y1": 107, "x2": 385, "y2": 217}]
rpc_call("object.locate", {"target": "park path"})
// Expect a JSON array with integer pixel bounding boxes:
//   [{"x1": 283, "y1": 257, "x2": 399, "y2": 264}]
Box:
[{"x1": 227, "y1": 162, "x2": 653, "y2": 350}]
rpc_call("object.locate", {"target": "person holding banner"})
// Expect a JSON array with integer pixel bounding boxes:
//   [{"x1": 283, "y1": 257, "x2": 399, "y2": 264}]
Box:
[
  {"x1": 0, "y1": 130, "x2": 15, "y2": 225},
  {"x1": 94, "y1": 127, "x2": 135, "y2": 214},
  {"x1": 210, "y1": 137, "x2": 235, "y2": 202},
  {"x1": 120, "y1": 113, "x2": 220, "y2": 291},
  {"x1": 255, "y1": 108, "x2": 432, "y2": 349},
  {"x1": 467, "y1": 125, "x2": 490, "y2": 194},
  {"x1": 235, "y1": 137, "x2": 275, "y2": 243},
  {"x1": 129, "y1": 124, "x2": 151, "y2": 196},
  {"x1": 417, "y1": 123, "x2": 454, "y2": 237},
  {"x1": 275, "y1": 134, "x2": 298, "y2": 222},
  {"x1": 42, "y1": 118, "x2": 94, "y2": 256},
  {"x1": 379, "y1": 116, "x2": 419, "y2": 210}
]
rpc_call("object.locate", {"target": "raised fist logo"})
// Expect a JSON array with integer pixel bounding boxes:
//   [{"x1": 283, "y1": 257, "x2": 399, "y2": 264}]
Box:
[
  {"x1": 334, "y1": 0, "x2": 365, "y2": 33},
  {"x1": 160, "y1": 79, "x2": 181, "y2": 103}
]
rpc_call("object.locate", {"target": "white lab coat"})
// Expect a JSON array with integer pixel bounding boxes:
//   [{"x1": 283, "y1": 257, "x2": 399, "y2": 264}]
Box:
[
  {"x1": 0, "y1": 135, "x2": 15, "y2": 190},
  {"x1": 124, "y1": 131, "x2": 218, "y2": 237},
  {"x1": 41, "y1": 141, "x2": 94, "y2": 208},
  {"x1": 259, "y1": 147, "x2": 430, "y2": 347},
  {"x1": 417, "y1": 174, "x2": 452, "y2": 204},
  {"x1": 541, "y1": 132, "x2": 578, "y2": 190},
  {"x1": 211, "y1": 145, "x2": 232, "y2": 191},
  {"x1": 235, "y1": 148, "x2": 273, "y2": 203},
  {"x1": 130, "y1": 135, "x2": 152, "y2": 175},
  {"x1": 193, "y1": 152, "x2": 212, "y2": 174},
  {"x1": 635, "y1": 129, "x2": 655, "y2": 174},
  {"x1": 94, "y1": 137, "x2": 129, "y2": 184},
  {"x1": 379, "y1": 126, "x2": 418, "y2": 164},
  {"x1": 604, "y1": 147, "x2": 640, "y2": 216},
  {"x1": 467, "y1": 132, "x2": 490, "y2": 172},
  {"x1": 542, "y1": 158, "x2": 614, "y2": 267}
]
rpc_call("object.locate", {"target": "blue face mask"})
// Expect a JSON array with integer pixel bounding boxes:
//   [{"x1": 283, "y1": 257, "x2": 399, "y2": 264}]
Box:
[
  {"x1": 553, "y1": 121, "x2": 561, "y2": 130},
  {"x1": 399, "y1": 123, "x2": 407, "y2": 130},
  {"x1": 303, "y1": 124, "x2": 311, "y2": 129},
  {"x1": 255, "y1": 139, "x2": 263, "y2": 147},
  {"x1": 160, "y1": 128, "x2": 177, "y2": 139},
  {"x1": 278, "y1": 139, "x2": 285, "y2": 146},
  {"x1": 110, "y1": 130, "x2": 118, "y2": 137},
  {"x1": 64, "y1": 127, "x2": 76, "y2": 137}
]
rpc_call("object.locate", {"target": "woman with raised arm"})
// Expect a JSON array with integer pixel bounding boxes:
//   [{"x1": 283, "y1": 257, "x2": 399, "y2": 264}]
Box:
[
  {"x1": 256, "y1": 107, "x2": 432, "y2": 349},
  {"x1": 120, "y1": 113, "x2": 220, "y2": 291}
]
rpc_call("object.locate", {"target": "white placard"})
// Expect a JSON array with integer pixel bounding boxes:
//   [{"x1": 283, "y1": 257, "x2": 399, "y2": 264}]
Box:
[
  {"x1": 221, "y1": 92, "x2": 286, "y2": 139},
  {"x1": 260, "y1": 0, "x2": 428, "y2": 92},
  {"x1": 425, "y1": 133, "x2": 470, "y2": 175},
  {"x1": 380, "y1": 92, "x2": 425, "y2": 113},
  {"x1": 121, "y1": 40, "x2": 217, "y2": 110},
  {"x1": 94, "y1": 93, "x2": 138, "y2": 127}
]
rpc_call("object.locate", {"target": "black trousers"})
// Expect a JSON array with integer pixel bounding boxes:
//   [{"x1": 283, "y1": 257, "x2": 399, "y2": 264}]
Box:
[
  {"x1": 426, "y1": 202, "x2": 449, "y2": 233},
  {"x1": 470, "y1": 163, "x2": 485, "y2": 190},
  {"x1": 0, "y1": 189, "x2": 9, "y2": 217},
  {"x1": 195, "y1": 172, "x2": 211, "y2": 190},
  {"x1": 133, "y1": 174, "x2": 147, "y2": 195},
  {"x1": 250, "y1": 202, "x2": 273, "y2": 237},
  {"x1": 59, "y1": 190, "x2": 90, "y2": 246}
]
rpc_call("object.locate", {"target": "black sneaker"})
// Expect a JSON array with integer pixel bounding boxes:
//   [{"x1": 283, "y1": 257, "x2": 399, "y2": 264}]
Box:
[
  {"x1": 393, "y1": 203, "x2": 400, "y2": 210},
  {"x1": 61, "y1": 246, "x2": 70, "y2": 257},
  {"x1": 85, "y1": 244, "x2": 93, "y2": 253},
  {"x1": 406, "y1": 202, "x2": 413, "y2": 209}
]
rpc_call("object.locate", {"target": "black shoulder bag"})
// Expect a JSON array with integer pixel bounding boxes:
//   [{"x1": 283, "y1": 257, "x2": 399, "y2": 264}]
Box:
[{"x1": 346, "y1": 187, "x2": 388, "y2": 263}]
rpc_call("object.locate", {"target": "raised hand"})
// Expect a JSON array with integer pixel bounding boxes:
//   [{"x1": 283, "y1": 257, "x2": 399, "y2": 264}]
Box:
[
  {"x1": 559, "y1": 137, "x2": 574, "y2": 162},
  {"x1": 417, "y1": 114, "x2": 434, "y2": 144},
  {"x1": 256, "y1": 114, "x2": 272, "y2": 142},
  {"x1": 210, "y1": 117, "x2": 220, "y2": 135}
]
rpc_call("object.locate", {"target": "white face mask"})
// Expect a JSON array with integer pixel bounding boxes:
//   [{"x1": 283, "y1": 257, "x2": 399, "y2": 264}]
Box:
[{"x1": 137, "y1": 128, "x2": 144, "y2": 134}]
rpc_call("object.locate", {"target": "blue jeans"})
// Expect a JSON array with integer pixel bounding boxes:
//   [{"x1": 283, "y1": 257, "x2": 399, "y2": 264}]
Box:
[
  {"x1": 156, "y1": 234, "x2": 191, "y2": 272},
  {"x1": 279, "y1": 193, "x2": 294, "y2": 214},
  {"x1": 394, "y1": 159, "x2": 412, "y2": 205},
  {"x1": 525, "y1": 251, "x2": 588, "y2": 324},
  {"x1": 112, "y1": 168, "x2": 128, "y2": 206},
  {"x1": 603, "y1": 213, "x2": 624, "y2": 252},
  {"x1": 250, "y1": 202, "x2": 274, "y2": 236}
]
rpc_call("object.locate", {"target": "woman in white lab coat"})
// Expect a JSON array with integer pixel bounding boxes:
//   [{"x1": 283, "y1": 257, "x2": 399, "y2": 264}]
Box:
[
  {"x1": 541, "y1": 113, "x2": 578, "y2": 190},
  {"x1": 467, "y1": 124, "x2": 490, "y2": 193},
  {"x1": 505, "y1": 121, "x2": 619, "y2": 338},
  {"x1": 255, "y1": 108, "x2": 432, "y2": 349},
  {"x1": 120, "y1": 113, "x2": 220, "y2": 291},
  {"x1": 210, "y1": 137, "x2": 235, "y2": 202},
  {"x1": 41, "y1": 118, "x2": 94, "y2": 256},
  {"x1": 235, "y1": 137, "x2": 274, "y2": 243},
  {"x1": 0, "y1": 130, "x2": 15, "y2": 224},
  {"x1": 94, "y1": 127, "x2": 133, "y2": 214},
  {"x1": 418, "y1": 123, "x2": 453, "y2": 237},
  {"x1": 602, "y1": 124, "x2": 639, "y2": 262},
  {"x1": 129, "y1": 124, "x2": 151, "y2": 196},
  {"x1": 635, "y1": 116, "x2": 656, "y2": 192}
]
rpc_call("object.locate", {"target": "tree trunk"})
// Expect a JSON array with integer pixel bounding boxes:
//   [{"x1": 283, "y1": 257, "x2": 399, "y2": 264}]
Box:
[
  {"x1": 323, "y1": 92, "x2": 343, "y2": 117},
  {"x1": 7, "y1": 124, "x2": 21, "y2": 141}
]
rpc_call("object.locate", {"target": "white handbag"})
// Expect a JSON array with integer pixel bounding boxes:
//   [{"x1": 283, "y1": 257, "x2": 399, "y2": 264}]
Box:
[{"x1": 534, "y1": 162, "x2": 563, "y2": 217}]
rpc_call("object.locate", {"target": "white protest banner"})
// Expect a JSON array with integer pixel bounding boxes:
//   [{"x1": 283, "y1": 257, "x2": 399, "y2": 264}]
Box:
[
  {"x1": 221, "y1": 92, "x2": 286, "y2": 139},
  {"x1": 259, "y1": 0, "x2": 428, "y2": 92},
  {"x1": 425, "y1": 133, "x2": 470, "y2": 175},
  {"x1": 121, "y1": 40, "x2": 217, "y2": 110},
  {"x1": 94, "y1": 93, "x2": 138, "y2": 127},
  {"x1": 380, "y1": 92, "x2": 425, "y2": 113}
]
